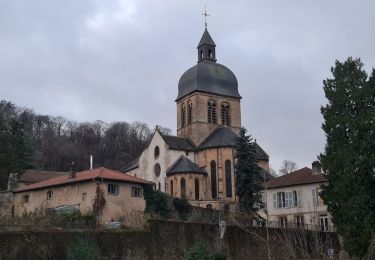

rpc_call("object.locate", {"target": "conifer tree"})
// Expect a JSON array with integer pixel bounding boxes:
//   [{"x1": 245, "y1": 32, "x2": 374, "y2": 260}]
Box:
[
  {"x1": 235, "y1": 127, "x2": 263, "y2": 213},
  {"x1": 320, "y1": 57, "x2": 375, "y2": 257}
]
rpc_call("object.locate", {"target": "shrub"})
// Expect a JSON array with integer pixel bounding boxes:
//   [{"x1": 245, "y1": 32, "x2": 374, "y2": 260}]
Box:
[
  {"x1": 66, "y1": 233, "x2": 99, "y2": 260},
  {"x1": 183, "y1": 242, "x2": 213, "y2": 260},
  {"x1": 173, "y1": 197, "x2": 192, "y2": 221},
  {"x1": 143, "y1": 185, "x2": 171, "y2": 218}
]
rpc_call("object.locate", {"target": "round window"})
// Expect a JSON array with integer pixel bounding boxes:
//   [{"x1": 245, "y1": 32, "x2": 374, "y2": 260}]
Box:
[{"x1": 154, "y1": 163, "x2": 161, "y2": 178}]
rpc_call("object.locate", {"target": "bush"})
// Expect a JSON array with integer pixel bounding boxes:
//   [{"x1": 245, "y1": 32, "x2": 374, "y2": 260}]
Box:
[
  {"x1": 173, "y1": 197, "x2": 192, "y2": 221},
  {"x1": 143, "y1": 185, "x2": 171, "y2": 218},
  {"x1": 66, "y1": 233, "x2": 99, "y2": 260},
  {"x1": 183, "y1": 242, "x2": 213, "y2": 260}
]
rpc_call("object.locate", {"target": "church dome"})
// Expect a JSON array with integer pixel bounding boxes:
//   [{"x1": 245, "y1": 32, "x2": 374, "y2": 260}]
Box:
[
  {"x1": 176, "y1": 61, "x2": 241, "y2": 101},
  {"x1": 175, "y1": 29, "x2": 241, "y2": 102}
]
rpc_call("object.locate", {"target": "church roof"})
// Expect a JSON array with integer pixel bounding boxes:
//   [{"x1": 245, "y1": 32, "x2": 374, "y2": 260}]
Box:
[
  {"x1": 159, "y1": 131, "x2": 195, "y2": 151},
  {"x1": 122, "y1": 159, "x2": 139, "y2": 172},
  {"x1": 167, "y1": 156, "x2": 206, "y2": 176},
  {"x1": 176, "y1": 61, "x2": 241, "y2": 101},
  {"x1": 198, "y1": 127, "x2": 269, "y2": 161},
  {"x1": 198, "y1": 127, "x2": 238, "y2": 150},
  {"x1": 197, "y1": 28, "x2": 216, "y2": 48}
]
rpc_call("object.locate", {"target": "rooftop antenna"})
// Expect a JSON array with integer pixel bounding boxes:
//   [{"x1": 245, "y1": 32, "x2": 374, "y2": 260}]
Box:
[{"x1": 202, "y1": 5, "x2": 210, "y2": 28}]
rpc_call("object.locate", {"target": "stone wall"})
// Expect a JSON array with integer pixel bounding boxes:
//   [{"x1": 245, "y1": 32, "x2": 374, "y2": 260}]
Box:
[{"x1": 0, "y1": 220, "x2": 339, "y2": 260}]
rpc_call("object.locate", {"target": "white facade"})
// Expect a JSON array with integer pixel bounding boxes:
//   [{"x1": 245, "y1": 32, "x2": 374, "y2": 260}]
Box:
[
  {"x1": 125, "y1": 131, "x2": 194, "y2": 193},
  {"x1": 259, "y1": 181, "x2": 333, "y2": 231}
]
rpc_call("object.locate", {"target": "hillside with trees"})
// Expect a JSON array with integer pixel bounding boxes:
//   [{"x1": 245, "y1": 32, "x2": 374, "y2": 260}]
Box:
[{"x1": 0, "y1": 100, "x2": 165, "y2": 190}]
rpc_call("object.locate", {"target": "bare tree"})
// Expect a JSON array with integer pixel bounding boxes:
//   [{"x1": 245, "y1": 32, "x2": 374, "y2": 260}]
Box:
[{"x1": 279, "y1": 160, "x2": 297, "y2": 175}]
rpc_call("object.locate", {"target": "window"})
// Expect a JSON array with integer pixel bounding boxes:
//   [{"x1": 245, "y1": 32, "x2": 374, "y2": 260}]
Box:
[
  {"x1": 221, "y1": 103, "x2": 231, "y2": 126},
  {"x1": 194, "y1": 178, "x2": 200, "y2": 200},
  {"x1": 187, "y1": 102, "x2": 192, "y2": 125},
  {"x1": 23, "y1": 195, "x2": 29, "y2": 204},
  {"x1": 278, "y1": 216, "x2": 288, "y2": 228},
  {"x1": 154, "y1": 163, "x2": 161, "y2": 178},
  {"x1": 261, "y1": 193, "x2": 267, "y2": 209},
  {"x1": 200, "y1": 50, "x2": 203, "y2": 60},
  {"x1": 158, "y1": 182, "x2": 161, "y2": 191},
  {"x1": 207, "y1": 100, "x2": 217, "y2": 123},
  {"x1": 181, "y1": 104, "x2": 186, "y2": 127},
  {"x1": 273, "y1": 193, "x2": 277, "y2": 209},
  {"x1": 320, "y1": 215, "x2": 329, "y2": 231},
  {"x1": 132, "y1": 187, "x2": 142, "y2": 197},
  {"x1": 170, "y1": 180, "x2": 174, "y2": 196},
  {"x1": 225, "y1": 160, "x2": 232, "y2": 198},
  {"x1": 46, "y1": 191, "x2": 53, "y2": 200},
  {"x1": 312, "y1": 189, "x2": 317, "y2": 207},
  {"x1": 285, "y1": 191, "x2": 293, "y2": 208},
  {"x1": 210, "y1": 161, "x2": 217, "y2": 199},
  {"x1": 293, "y1": 190, "x2": 302, "y2": 207},
  {"x1": 180, "y1": 178, "x2": 186, "y2": 199},
  {"x1": 154, "y1": 146, "x2": 160, "y2": 158},
  {"x1": 82, "y1": 192, "x2": 87, "y2": 201},
  {"x1": 277, "y1": 192, "x2": 286, "y2": 208},
  {"x1": 295, "y1": 215, "x2": 304, "y2": 228},
  {"x1": 108, "y1": 184, "x2": 119, "y2": 195}
]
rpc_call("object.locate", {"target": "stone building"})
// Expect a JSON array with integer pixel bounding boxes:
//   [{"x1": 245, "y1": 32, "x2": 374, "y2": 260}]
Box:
[
  {"x1": 123, "y1": 28, "x2": 269, "y2": 210},
  {"x1": 13, "y1": 167, "x2": 150, "y2": 223}
]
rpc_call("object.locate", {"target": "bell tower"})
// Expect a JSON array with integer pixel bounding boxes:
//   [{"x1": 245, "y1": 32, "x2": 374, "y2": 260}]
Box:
[{"x1": 176, "y1": 28, "x2": 242, "y2": 146}]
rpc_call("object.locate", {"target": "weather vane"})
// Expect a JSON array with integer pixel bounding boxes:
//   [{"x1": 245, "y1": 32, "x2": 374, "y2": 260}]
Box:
[{"x1": 202, "y1": 5, "x2": 210, "y2": 28}]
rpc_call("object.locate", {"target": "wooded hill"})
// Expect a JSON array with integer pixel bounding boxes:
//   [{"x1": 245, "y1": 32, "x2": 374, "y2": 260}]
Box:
[{"x1": 0, "y1": 100, "x2": 169, "y2": 190}]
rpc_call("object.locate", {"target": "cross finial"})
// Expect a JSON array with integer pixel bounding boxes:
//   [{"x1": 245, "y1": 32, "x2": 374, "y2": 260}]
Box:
[{"x1": 202, "y1": 5, "x2": 210, "y2": 28}]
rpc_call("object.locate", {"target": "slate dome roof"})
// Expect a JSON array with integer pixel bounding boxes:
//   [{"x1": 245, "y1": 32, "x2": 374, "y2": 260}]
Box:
[
  {"x1": 176, "y1": 61, "x2": 241, "y2": 101},
  {"x1": 176, "y1": 29, "x2": 241, "y2": 101}
]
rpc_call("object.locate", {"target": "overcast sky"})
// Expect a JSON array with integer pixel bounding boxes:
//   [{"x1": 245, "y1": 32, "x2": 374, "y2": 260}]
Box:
[{"x1": 1, "y1": 0, "x2": 375, "y2": 172}]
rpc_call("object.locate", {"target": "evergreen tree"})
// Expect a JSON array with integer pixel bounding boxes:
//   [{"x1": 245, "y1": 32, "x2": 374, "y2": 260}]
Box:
[
  {"x1": 235, "y1": 127, "x2": 263, "y2": 213},
  {"x1": 320, "y1": 57, "x2": 375, "y2": 257}
]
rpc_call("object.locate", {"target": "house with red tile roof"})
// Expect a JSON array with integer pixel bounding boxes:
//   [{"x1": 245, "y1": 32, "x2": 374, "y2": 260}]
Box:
[
  {"x1": 258, "y1": 162, "x2": 334, "y2": 232},
  {"x1": 13, "y1": 167, "x2": 151, "y2": 224}
]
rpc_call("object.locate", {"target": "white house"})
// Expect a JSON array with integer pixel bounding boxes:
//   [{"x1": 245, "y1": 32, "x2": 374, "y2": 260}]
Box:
[{"x1": 259, "y1": 162, "x2": 334, "y2": 232}]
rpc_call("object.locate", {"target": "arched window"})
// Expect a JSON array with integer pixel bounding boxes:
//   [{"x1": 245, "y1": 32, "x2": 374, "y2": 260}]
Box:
[
  {"x1": 154, "y1": 146, "x2": 160, "y2": 158},
  {"x1": 187, "y1": 102, "x2": 192, "y2": 125},
  {"x1": 195, "y1": 178, "x2": 200, "y2": 200},
  {"x1": 221, "y1": 103, "x2": 231, "y2": 126},
  {"x1": 210, "y1": 161, "x2": 217, "y2": 199},
  {"x1": 154, "y1": 163, "x2": 161, "y2": 178},
  {"x1": 180, "y1": 178, "x2": 186, "y2": 198},
  {"x1": 181, "y1": 104, "x2": 186, "y2": 127},
  {"x1": 225, "y1": 160, "x2": 232, "y2": 198},
  {"x1": 208, "y1": 100, "x2": 217, "y2": 124},
  {"x1": 208, "y1": 49, "x2": 212, "y2": 58},
  {"x1": 170, "y1": 180, "x2": 174, "y2": 196},
  {"x1": 158, "y1": 182, "x2": 161, "y2": 191}
]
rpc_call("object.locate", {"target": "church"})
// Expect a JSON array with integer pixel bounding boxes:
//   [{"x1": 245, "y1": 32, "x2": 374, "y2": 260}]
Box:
[{"x1": 123, "y1": 28, "x2": 269, "y2": 210}]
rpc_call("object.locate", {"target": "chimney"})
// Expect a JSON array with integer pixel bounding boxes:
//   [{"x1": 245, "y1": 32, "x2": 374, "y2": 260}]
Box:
[
  {"x1": 69, "y1": 162, "x2": 76, "y2": 179},
  {"x1": 90, "y1": 155, "x2": 93, "y2": 171},
  {"x1": 312, "y1": 161, "x2": 322, "y2": 174}
]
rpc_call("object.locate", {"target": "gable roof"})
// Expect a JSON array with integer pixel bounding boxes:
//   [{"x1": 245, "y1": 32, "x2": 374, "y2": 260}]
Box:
[
  {"x1": 167, "y1": 156, "x2": 206, "y2": 176},
  {"x1": 158, "y1": 130, "x2": 195, "y2": 151},
  {"x1": 19, "y1": 170, "x2": 69, "y2": 184},
  {"x1": 122, "y1": 159, "x2": 139, "y2": 172},
  {"x1": 14, "y1": 167, "x2": 150, "y2": 193},
  {"x1": 265, "y1": 167, "x2": 326, "y2": 189}
]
